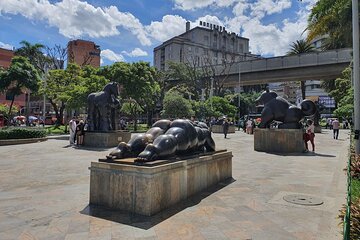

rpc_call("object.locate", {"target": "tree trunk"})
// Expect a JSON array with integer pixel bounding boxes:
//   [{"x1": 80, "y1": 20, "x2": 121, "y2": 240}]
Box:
[
  {"x1": 300, "y1": 81, "x2": 306, "y2": 100},
  {"x1": 7, "y1": 94, "x2": 15, "y2": 126}
]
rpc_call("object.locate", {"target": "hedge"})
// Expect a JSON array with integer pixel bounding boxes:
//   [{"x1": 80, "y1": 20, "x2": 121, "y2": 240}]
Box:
[{"x1": 0, "y1": 128, "x2": 47, "y2": 139}]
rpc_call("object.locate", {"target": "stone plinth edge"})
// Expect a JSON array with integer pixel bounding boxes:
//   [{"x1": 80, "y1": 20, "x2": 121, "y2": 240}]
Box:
[{"x1": 89, "y1": 150, "x2": 232, "y2": 216}]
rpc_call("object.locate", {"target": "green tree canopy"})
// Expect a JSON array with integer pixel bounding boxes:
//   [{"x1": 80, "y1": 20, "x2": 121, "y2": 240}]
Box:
[
  {"x1": 162, "y1": 90, "x2": 194, "y2": 119},
  {"x1": 205, "y1": 96, "x2": 237, "y2": 118},
  {"x1": 42, "y1": 64, "x2": 109, "y2": 125},
  {"x1": 106, "y1": 61, "x2": 160, "y2": 129},
  {"x1": 329, "y1": 67, "x2": 353, "y2": 119},
  {"x1": 15, "y1": 40, "x2": 47, "y2": 74},
  {"x1": 307, "y1": 0, "x2": 352, "y2": 49},
  {"x1": 0, "y1": 56, "x2": 41, "y2": 115}
]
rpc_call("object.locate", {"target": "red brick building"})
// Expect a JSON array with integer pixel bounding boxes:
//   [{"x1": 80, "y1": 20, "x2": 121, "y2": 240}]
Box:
[
  {"x1": 0, "y1": 47, "x2": 27, "y2": 112},
  {"x1": 0, "y1": 47, "x2": 14, "y2": 68},
  {"x1": 67, "y1": 40, "x2": 101, "y2": 67}
]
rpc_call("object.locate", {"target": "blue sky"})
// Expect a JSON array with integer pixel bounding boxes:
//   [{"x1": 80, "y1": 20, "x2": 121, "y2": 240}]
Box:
[{"x1": 0, "y1": 0, "x2": 317, "y2": 66}]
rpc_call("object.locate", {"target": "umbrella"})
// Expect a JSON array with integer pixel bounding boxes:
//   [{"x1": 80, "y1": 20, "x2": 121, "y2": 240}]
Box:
[
  {"x1": 28, "y1": 116, "x2": 38, "y2": 121},
  {"x1": 14, "y1": 116, "x2": 26, "y2": 120}
]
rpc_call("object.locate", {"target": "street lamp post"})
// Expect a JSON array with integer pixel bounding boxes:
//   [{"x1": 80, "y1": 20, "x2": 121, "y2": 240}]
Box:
[
  {"x1": 352, "y1": 0, "x2": 360, "y2": 153},
  {"x1": 238, "y1": 61, "x2": 241, "y2": 120}
]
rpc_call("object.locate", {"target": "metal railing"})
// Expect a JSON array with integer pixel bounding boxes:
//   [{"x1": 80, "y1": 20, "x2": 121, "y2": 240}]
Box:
[{"x1": 343, "y1": 149, "x2": 352, "y2": 240}]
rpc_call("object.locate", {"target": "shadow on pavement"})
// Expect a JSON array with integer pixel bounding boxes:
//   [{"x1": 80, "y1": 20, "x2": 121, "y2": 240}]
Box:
[
  {"x1": 80, "y1": 178, "x2": 235, "y2": 229},
  {"x1": 264, "y1": 152, "x2": 336, "y2": 157}
]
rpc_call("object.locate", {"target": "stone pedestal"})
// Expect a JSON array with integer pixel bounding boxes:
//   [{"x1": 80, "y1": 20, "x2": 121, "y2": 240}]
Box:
[
  {"x1": 211, "y1": 125, "x2": 235, "y2": 134},
  {"x1": 89, "y1": 150, "x2": 232, "y2": 216},
  {"x1": 84, "y1": 131, "x2": 131, "y2": 148},
  {"x1": 254, "y1": 128, "x2": 305, "y2": 153}
]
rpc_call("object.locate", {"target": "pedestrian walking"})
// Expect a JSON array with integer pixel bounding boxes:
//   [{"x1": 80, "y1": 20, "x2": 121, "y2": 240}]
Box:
[
  {"x1": 76, "y1": 120, "x2": 85, "y2": 145},
  {"x1": 223, "y1": 118, "x2": 229, "y2": 138},
  {"x1": 304, "y1": 119, "x2": 315, "y2": 152},
  {"x1": 69, "y1": 116, "x2": 77, "y2": 145},
  {"x1": 246, "y1": 118, "x2": 253, "y2": 134},
  {"x1": 332, "y1": 118, "x2": 340, "y2": 139}
]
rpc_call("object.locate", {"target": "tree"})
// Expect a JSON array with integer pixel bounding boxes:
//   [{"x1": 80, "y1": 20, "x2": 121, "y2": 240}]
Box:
[
  {"x1": 15, "y1": 40, "x2": 46, "y2": 74},
  {"x1": 287, "y1": 39, "x2": 316, "y2": 100},
  {"x1": 0, "y1": 56, "x2": 40, "y2": 117},
  {"x1": 204, "y1": 96, "x2": 237, "y2": 118},
  {"x1": 162, "y1": 90, "x2": 194, "y2": 118},
  {"x1": 307, "y1": 0, "x2": 352, "y2": 49},
  {"x1": 329, "y1": 67, "x2": 353, "y2": 118},
  {"x1": 42, "y1": 64, "x2": 109, "y2": 125},
  {"x1": 108, "y1": 61, "x2": 160, "y2": 130}
]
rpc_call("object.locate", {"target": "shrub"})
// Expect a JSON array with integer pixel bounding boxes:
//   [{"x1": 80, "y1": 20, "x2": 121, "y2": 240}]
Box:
[
  {"x1": 0, "y1": 128, "x2": 47, "y2": 139},
  {"x1": 339, "y1": 198, "x2": 360, "y2": 239}
]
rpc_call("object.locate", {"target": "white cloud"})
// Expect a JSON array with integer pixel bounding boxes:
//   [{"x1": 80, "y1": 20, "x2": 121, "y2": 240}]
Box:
[
  {"x1": 173, "y1": 0, "x2": 215, "y2": 10},
  {"x1": 146, "y1": 15, "x2": 187, "y2": 42},
  {"x1": 250, "y1": 0, "x2": 292, "y2": 19},
  {"x1": 0, "y1": 41, "x2": 13, "y2": 50},
  {"x1": 101, "y1": 49, "x2": 125, "y2": 62},
  {"x1": 241, "y1": 13, "x2": 308, "y2": 56},
  {"x1": 173, "y1": 0, "x2": 236, "y2": 10},
  {"x1": 122, "y1": 48, "x2": 148, "y2": 57},
  {"x1": 0, "y1": 0, "x2": 151, "y2": 46},
  {"x1": 232, "y1": 1, "x2": 249, "y2": 16}
]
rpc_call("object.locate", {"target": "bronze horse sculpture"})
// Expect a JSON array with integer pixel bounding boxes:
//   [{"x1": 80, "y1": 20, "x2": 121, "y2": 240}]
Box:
[
  {"x1": 106, "y1": 119, "x2": 216, "y2": 162},
  {"x1": 87, "y1": 82, "x2": 120, "y2": 132}
]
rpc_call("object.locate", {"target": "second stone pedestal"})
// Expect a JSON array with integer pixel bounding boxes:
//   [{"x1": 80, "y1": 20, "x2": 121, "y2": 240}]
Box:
[{"x1": 254, "y1": 128, "x2": 305, "y2": 153}]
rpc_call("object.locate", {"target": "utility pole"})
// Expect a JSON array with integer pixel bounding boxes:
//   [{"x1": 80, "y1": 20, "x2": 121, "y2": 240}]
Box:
[
  {"x1": 352, "y1": 0, "x2": 360, "y2": 153},
  {"x1": 238, "y1": 61, "x2": 241, "y2": 120}
]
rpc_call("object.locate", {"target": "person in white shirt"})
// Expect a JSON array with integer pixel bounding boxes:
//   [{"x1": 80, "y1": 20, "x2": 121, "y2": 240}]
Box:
[{"x1": 69, "y1": 117, "x2": 77, "y2": 145}]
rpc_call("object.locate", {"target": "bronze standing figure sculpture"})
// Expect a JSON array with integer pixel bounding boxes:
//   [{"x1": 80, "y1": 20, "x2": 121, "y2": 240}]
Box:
[{"x1": 87, "y1": 82, "x2": 120, "y2": 132}]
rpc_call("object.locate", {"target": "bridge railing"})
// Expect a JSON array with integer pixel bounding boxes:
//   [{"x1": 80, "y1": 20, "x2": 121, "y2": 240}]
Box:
[{"x1": 225, "y1": 48, "x2": 352, "y2": 74}]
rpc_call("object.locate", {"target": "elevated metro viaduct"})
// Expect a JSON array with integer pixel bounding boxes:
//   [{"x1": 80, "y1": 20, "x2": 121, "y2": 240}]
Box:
[{"x1": 213, "y1": 48, "x2": 352, "y2": 87}]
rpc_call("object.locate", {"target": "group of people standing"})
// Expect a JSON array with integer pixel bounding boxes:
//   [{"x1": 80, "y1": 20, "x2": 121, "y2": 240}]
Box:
[{"x1": 69, "y1": 117, "x2": 86, "y2": 146}]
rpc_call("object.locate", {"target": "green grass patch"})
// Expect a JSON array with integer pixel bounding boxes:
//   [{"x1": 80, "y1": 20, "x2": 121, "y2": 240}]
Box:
[
  {"x1": 126, "y1": 124, "x2": 149, "y2": 133},
  {"x1": 352, "y1": 179, "x2": 360, "y2": 201},
  {"x1": 45, "y1": 125, "x2": 67, "y2": 135}
]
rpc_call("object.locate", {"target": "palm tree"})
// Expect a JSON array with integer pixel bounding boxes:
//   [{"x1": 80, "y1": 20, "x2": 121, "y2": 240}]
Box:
[
  {"x1": 15, "y1": 40, "x2": 46, "y2": 73},
  {"x1": 287, "y1": 39, "x2": 316, "y2": 100},
  {"x1": 307, "y1": 0, "x2": 352, "y2": 49}
]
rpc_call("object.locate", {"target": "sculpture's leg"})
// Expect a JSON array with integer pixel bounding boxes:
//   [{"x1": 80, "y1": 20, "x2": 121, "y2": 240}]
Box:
[
  {"x1": 204, "y1": 133, "x2": 216, "y2": 151},
  {"x1": 87, "y1": 103, "x2": 95, "y2": 131},
  {"x1": 259, "y1": 108, "x2": 274, "y2": 128},
  {"x1": 99, "y1": 106, "x2": 110, "y2": 131}
]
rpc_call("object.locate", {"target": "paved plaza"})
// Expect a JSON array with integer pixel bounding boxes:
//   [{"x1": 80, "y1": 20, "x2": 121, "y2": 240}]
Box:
[{"x1": 0, "y1": 128, "x2": 350, "y2": 240}]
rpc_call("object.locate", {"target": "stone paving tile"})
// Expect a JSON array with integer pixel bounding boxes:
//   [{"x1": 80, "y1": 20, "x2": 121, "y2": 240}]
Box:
[{"x1": 0, "y1": 129, "x2": 350, "y2": 239}]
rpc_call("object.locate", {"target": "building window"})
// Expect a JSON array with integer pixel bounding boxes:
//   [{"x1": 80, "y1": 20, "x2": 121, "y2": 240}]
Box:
[
  {"x1": 204, "y1": 36, "x2": 209, "y2": 45},
  {"x1": 239, "y1": 43, "x2": 244, "y2": 53},
  {"x1": 89, "y1": 52, "x2": 100, "y2": 56},
  {"x1": 188, "y1": 46, "x2": 192, "y2": 52}
]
